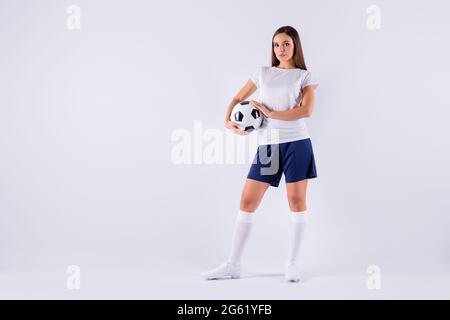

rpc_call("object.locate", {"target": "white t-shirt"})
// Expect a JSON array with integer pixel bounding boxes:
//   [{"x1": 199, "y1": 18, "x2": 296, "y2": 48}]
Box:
[{"x1": 250, "y1": 66, "x2": 319, "y2": 145}]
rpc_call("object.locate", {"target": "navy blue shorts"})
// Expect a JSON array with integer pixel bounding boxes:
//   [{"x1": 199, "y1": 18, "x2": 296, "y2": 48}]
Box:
[{"x1": 247, "y1": 138, "x2": 318, "y2": 187}]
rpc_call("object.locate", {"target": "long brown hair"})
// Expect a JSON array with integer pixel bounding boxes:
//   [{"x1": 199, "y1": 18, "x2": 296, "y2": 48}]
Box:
[{"x1": 271, "y1": 26, "x2": 307, "y2": 70}]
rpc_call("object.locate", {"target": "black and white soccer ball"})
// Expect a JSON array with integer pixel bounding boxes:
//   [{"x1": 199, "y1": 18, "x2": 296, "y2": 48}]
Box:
[{"x1": 230, "y1": 101, "x2": 263, "y2": 132}]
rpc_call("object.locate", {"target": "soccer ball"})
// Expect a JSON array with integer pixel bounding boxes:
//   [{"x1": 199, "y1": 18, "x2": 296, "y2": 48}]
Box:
[{"x1": 230, "y1": 101, "x2": 264, "y2": 132}]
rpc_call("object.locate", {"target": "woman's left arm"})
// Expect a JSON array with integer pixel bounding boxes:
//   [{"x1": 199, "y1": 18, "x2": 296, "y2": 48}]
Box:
[{"x1": 251, "y1": 85, "x2": 316, "y2": 121}]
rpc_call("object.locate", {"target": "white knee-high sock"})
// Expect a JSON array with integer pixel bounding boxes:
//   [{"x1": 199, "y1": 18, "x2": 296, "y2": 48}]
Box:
[
  {"x1": 287, "y1": 210, "x2": 309, "y2": 265},
  {"x1": 227, "y1": 210, "x2": 254, "y2": 266}
]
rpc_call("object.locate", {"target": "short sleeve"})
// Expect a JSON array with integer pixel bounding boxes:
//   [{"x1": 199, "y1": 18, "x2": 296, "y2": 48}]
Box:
[
  {"x1": 301, "y1": 70, "x2": 319, "y2": 90},
  {"x1": 250, "y1": 67, "x2": 261, "y2": 89}
]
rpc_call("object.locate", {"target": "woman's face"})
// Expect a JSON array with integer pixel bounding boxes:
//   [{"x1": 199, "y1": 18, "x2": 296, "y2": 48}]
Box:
[{"x1": 273, "y1": 33, "x2": 294, "y2": 63}]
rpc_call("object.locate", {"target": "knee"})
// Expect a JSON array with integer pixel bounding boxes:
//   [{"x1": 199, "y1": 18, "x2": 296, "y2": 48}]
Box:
[
  {"x1": 288, "y1": 196, "x2": 307, "y2": 212},
  {"x1": 240, "y1": 196, "x2": 258, "y2": 213}
]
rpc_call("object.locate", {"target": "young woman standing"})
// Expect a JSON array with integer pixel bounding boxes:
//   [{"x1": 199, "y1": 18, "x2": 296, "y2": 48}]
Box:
[{"x1": 203, "y1": 26, "x2": 319, "y2": 282}]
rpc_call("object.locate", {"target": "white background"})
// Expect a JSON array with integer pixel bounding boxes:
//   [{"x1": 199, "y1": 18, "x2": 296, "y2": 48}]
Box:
[{"x1": 0, "y1": 0, "x2": 449, "y2": 298}]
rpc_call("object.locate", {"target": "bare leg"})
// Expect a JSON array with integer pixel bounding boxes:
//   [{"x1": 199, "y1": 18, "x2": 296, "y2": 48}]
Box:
[
  {"x1": 286, "y1": 179, "x2": 308, "y2": 212},
  {"x1": 240, "y1": 178, "x2": 271, "y2": 212}
]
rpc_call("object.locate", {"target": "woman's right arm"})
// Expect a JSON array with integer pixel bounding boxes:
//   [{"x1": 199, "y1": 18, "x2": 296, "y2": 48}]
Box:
[{"x1": 225, "y1": 79, "x2": 257, "y2": 135}]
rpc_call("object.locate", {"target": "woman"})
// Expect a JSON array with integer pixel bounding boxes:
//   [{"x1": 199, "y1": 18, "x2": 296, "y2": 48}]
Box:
[{"x1": 202, "y1": 26, "x2": 319, "y2": 283}]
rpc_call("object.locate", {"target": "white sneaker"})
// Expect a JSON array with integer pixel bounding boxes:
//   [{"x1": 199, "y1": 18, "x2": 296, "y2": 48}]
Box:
[
  {"x1": 285, "y1": 263, "x2": 301, "y2": 283},
  {"x1": 202, "y1": 262, "x2": 241, "y2": 280}
]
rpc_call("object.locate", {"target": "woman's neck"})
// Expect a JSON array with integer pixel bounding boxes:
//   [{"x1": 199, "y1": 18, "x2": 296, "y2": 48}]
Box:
[{"x1": 276, "y1": 62, "x2": 296, "y2": 69}]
